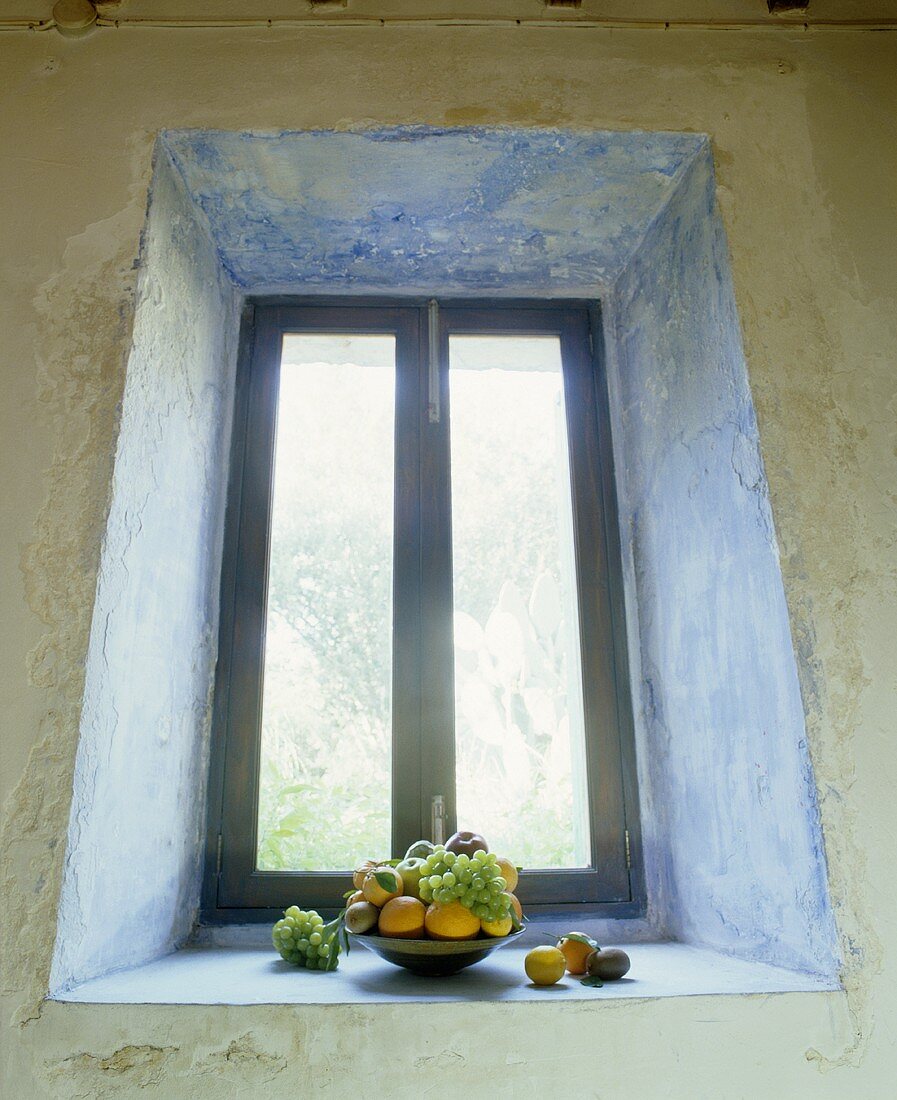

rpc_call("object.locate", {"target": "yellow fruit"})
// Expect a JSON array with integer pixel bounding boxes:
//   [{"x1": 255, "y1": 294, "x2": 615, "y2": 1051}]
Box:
[
  {"x1": 525, "y1": 945, "x2": 566, "y2": 986},
  {"x1": 378, "y1": 896, "x2": 426, "y2": 939},
  {"x1": 353, "y1": 860, "x2": 378, "y2": 890},
  {"x1": 558, "y1": 932, "x2": 597, "y2": 975},
  {"x1": 362, "y1": 865, "x2": 404, "y2": 907},
  {"x1": 424, "y1": 901, "x2": 481, "y2": 941},
  {"x1": 346, "y1": 890, "x2": 365, "y2": 907},
  {"x1": 495, "y1": 857, "x2": 518, "y2": 893},
  {"x1": 508, "y1": 892, "x2": 523, "y2": 921},
  {"x1": 481, "y1": 914, "x2": 513, "y2": 937}
]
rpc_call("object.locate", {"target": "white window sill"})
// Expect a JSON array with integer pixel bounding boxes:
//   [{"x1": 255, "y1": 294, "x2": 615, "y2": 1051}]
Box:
[{"x1": 54, "y1": 938, "x2": 838, "y2": 1006}]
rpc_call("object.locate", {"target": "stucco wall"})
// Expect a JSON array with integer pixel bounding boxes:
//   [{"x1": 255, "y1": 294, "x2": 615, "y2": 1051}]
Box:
[{"x1": 1, "y1": 7, "x2": 895, "y2": 1097}]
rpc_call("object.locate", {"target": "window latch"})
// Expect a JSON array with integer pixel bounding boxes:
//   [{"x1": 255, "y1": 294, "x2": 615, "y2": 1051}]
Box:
[
  {"x1": 431, "y1": 794, "x2": 446, "y2": 845},
  {"x1": 427, "y1": 298, "x2": 440, "y2": 423}
]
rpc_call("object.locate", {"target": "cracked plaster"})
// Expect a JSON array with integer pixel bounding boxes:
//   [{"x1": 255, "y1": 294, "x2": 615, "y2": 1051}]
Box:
[{"x1": 1, "y1": 13, "x2": 894, "y2": 1098}]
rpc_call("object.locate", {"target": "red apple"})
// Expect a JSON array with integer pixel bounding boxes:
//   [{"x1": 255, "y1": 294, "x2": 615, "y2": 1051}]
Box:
[{"x1": 445, "y1": 830, "x2": 489, "y2": 857}]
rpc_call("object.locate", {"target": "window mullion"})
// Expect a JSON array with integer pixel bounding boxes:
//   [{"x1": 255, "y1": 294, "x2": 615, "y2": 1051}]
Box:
[{"x1": 416, "y1": 304, "x2": 458, "y2": 844}]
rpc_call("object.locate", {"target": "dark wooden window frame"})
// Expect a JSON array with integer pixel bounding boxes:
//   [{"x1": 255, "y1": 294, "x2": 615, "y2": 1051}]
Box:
[{"x1": 202, "y1": 297, "x2": 644, "y2": 922}]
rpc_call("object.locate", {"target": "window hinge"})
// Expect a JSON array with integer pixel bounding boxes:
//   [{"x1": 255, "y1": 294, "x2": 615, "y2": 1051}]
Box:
[
  {"x1": 216, "y1": 832, "x2": 223, "y2": 876},
  {"x1": 624, "y1": 828, "x2": 631, "y2": 870}
]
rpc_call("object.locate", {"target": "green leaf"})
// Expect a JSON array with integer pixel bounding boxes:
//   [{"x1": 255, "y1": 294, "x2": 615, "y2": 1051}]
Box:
[
  {"x1": 278, "y1": 784, "x2": 314, "y2": 796},
  {"x1": 580, "y1": 975, "x2": 604, "y2": 988},
  {"x1": 374, "y1": 869, "x2": 398, "y2": 892},
  {"x1": 559, "y1": 932, "x2": 599, "y2": 950},
  {"x1": 509, "y1": 909, "x2": 524, "y2": 932},
  {"x1": 342, "y1": 888, "x2": 357, "y2": 900}
]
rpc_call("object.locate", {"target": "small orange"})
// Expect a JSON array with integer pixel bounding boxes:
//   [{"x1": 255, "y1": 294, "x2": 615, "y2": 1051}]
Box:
[
  {"x1": 558, "y1": 932, "x2": 597, "y2": 975},
  {"x1": 378, "y1": 896, "x2": 426, "y2": 939},
  {"x1": 507, "y1": 893, "x2": 523, "y2": 921},
  {"x1": 424, "y1": 901, "x2": 481, "y2": 941},
  {"x1": 353, "y1": 860, "x2": 378, "y2": 890},
  {"x1": 362, "y1": 865, "x2": 404, "y2": 907}
]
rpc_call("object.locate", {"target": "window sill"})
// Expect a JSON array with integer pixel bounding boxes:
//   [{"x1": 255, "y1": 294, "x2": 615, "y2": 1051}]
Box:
[{"x1": 54, "y1": 934, "x2": 838, "y2": 1006}]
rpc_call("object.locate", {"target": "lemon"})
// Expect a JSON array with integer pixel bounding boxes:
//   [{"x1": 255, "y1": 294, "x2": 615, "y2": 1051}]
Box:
[
  {"x1": 481, "y1": 914, "x2": 513, "y2": 937},
  {"x1": 524, "y1": 945, "x2": 566, "y2": 986}
]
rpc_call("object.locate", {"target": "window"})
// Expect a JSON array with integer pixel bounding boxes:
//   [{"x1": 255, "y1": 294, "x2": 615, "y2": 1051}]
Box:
[{"x1": 205, "y1": 299, "x2": 639, "y2": 917}]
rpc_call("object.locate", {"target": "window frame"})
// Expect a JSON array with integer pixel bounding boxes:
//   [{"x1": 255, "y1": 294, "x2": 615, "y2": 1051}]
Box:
[{"x1": 201, "y1": 296, "x2": 643, "y2": 922}]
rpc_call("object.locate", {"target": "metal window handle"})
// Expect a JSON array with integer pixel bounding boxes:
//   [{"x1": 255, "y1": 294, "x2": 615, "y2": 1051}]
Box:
[
  {"x1": 427, "y1": 298, "x2": 440, "y2": 423},
  {"x1": 431, "y1": 794, "x2": 446, "y2": 845}
]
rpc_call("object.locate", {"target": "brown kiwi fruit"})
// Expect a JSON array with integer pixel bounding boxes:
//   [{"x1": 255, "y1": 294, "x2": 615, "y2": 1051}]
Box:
[{"x1": 585, "y1": 947, "x2": 631, "y2": 980}]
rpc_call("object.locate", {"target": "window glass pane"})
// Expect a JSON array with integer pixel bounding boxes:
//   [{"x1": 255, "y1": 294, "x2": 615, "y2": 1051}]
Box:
[
  {"x1": 256, "y1": 334, "x2": 395, "y2": 871},
  {"x1": 449, "y1": 335, "x2": 590, "y2": 869}
]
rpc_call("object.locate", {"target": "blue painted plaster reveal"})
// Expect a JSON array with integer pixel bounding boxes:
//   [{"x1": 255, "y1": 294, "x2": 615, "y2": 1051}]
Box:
[
  {"x1": 129, "y1": 126, "x2": 836, "y2": 982},
  {"x1": 162, "y1": 127, "x2": 703, "y2": 292},
  {"x1": 609, "y1": 145, "x2": 838, "y2": 978}
]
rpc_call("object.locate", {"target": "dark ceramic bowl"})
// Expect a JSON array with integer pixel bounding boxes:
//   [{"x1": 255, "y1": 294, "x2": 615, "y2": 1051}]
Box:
[{"x1": 348, "y1": 928, "x2": 525, "y2": 976}]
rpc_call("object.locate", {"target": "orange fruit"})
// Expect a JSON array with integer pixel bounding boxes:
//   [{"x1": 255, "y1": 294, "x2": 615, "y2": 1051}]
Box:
[
  {"x1": 525, "y1": 945, "x2": 566, "y2": 986},
  {"x1": 507, "y1": 893, "x2": 523, "y2": 921},
  {"x1": 558, "y1": 932, "x2": 597, "y2": 975},
  {"x1": 495, "y1": 857, "x2": 518, "y2": 893},
  {"x1": 362, "y1": 865, "x2": 404, "y2": 907},
  {"x1": 346, "y1": 890, "x2": 365, "y2": 907},
  {"x1": 378, "y1": 896, "x2": 426, "y2": 939},
  {"x1": 353, "y1": 860, "x2": 378, "y2": 890},
  {"x1": 480, "y1": 914, "x2": 513, "y2": 937},
  {"x1": 424, "y1": 901, "x2": 481, "y2": 941}
]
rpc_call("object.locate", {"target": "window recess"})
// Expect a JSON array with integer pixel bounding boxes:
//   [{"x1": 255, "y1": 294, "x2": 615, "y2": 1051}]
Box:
[{"x1": 204, "y1": 298, "x2": 641, "y2": 918}]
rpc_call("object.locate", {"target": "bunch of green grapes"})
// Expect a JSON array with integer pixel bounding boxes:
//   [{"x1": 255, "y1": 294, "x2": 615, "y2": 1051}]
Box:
[
  {"x1": 272, "y1": 906, "x2": 340, "y2": 970},
  {"x1": 418, "y1": 846, "x2": 513, "y2": 923}
]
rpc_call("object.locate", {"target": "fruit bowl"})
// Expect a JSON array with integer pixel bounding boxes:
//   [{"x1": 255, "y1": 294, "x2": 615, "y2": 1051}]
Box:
[{"x1": 348, "y1": 928, "x2": 525, "y2": 976}]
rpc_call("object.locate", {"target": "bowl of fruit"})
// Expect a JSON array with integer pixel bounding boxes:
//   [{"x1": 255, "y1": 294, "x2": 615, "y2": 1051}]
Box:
[{"x1": 345, "y1": 830, "x2": 525, "y2": 976}]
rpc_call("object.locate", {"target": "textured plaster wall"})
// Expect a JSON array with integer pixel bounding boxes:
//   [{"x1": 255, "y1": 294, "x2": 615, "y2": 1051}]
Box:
[
  {"x1": 608, "y1": 145, "x2": 836, "y2": 975},
  {"x1": 1, "y1": 8, "x2": 895, "y2": 1098},
  {"x1": 47, "y1": 149, "x2": 239, "y2": 995}
]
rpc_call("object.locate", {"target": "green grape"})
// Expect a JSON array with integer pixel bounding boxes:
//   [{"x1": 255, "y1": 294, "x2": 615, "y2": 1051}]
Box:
[
  {"x1": 474, "y1": 903, "x2": 489, "y2": 919},
  {"x1": 429, "y1": 874, "x2": 442, "y2": 889},
  {"x1": 495, "y1": 876, "x2": 507, "y2": 891},
  {"x1": 489, "y1": 881, "x2": 502, "y2": 895},
  {"x1": 460, "y1": 893, "x2": 476, "y2": 908},
  {"x1": 456, "y1": 853, "x2": 470, "y2": 867},
  {"x1": 442, "y1": 871, "x2": 456, "y2": 887},
  {"x1": 272, "y1": 907, "x2": 340, "y2": 971},
  {"x1": 478, "y1": 889, "x2": 491, "y2": 903},
  {"x1": 453, "y1": 883, "x2": 466, "y2": 897},
  {"x1": 471, "y1": 876, "x2": 484, "y2": 891},
  {"x1": 458, "y1": 868, "x2": 472, "y2": 884},
  {"x1": 443, "y1": 850, "x2": 457, "y2": 867}
]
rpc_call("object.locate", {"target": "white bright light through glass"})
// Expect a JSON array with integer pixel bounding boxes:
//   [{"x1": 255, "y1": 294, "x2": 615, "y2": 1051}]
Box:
[
  {"x1": 256, "y1": 334, "x2": 395, "y2": 872},
  {"x1": 449, "y1": 334, "x2": 591, "y2": 870}
]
